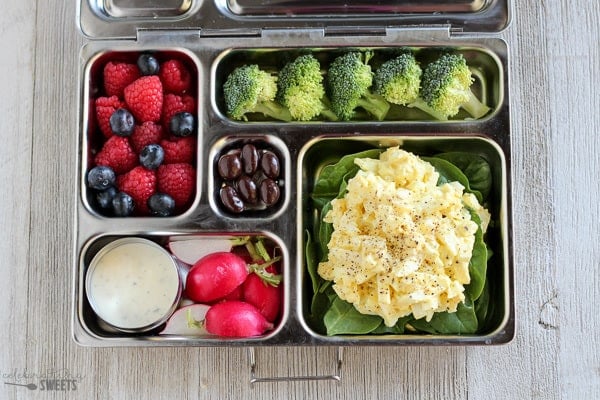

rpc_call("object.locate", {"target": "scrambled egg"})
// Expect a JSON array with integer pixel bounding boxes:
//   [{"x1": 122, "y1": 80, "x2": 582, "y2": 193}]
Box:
[{"x1": 317, "y1": 147, "x2": 490, "y2": 326}]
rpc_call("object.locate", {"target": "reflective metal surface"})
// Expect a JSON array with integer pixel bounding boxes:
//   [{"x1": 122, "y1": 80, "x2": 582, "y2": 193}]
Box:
[{"x1": 73, "y1": 12, "x2": 513, "y2": 347}]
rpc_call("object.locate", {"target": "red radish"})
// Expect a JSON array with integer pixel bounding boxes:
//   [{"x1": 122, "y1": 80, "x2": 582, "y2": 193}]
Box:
[
  {"x1": 185, "y1": 252, "x2": 249, "y2": 303},
  {"x1": 242, "y1": 272, "x2": 282, "y2": 322},
  {"x1": 205, "y1": 301, "x2": 273, "y2": 337},
  {"x1": 222, "y1": 285, "x2": 244, "y2": 301}
]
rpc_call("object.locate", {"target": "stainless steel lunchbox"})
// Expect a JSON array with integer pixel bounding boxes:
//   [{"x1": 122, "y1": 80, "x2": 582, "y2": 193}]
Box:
[{"x1": 73, "y1": 0, "x2": 514, "y2": 350}]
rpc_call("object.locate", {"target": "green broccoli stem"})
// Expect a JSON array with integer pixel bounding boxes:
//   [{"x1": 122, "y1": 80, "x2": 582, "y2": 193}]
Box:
[
  {"x1": 357, "y1": 92, "x2": 391, "y2": 121},
  {"x1": 254, "y1": 101, "x2": 293, "y2": 122},
  {"x1": 319, "y1": 96, "x2": 339, "y2": 121},
  {"x1": 407, "y1": 97, "x2": 449, "y2": 121},
  {"x1": 461, "y1": 90, "x2": 491, "y2": 119},
  {"x1": 320, "y1": 107, "x2": 339, "y2": 121}
]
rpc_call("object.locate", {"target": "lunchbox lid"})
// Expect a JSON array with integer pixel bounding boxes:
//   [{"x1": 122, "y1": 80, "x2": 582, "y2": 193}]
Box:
[{"x1": 77, "y1": 0, "x2": 511, "y2": 39}]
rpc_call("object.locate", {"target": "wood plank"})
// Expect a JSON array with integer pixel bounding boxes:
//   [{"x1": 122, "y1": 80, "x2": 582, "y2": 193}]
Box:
[
  {"x1": 0, "y1": 0, "x2": 36, "y2": 396},
  {"x1": 548, "y1": 4, "x2": 600, "y2": 398},
  {"x1": 466, "y1": 2, "x2": 562, "y2": 399}
]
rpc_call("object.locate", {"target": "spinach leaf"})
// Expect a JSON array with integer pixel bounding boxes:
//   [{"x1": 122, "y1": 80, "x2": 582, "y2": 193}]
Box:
[
  {"x1": 408, "y1": 301, "x2": 478, "y2": 334},
  {"x1": 475, "y1": 277, "x2": 491, "y2": 329},
  {"x1": 422, "y1": 156, "x2": 483, "y2": 203},
  {"x1": 317, "y1": 202, "x2": 334, "y2": 259},
  {"x1": 306, "y1": 148, "x2": 493, "y2": 336},
  {"x1": 324, "y1": 296, "x2": 383, "y2": 335},
  {"x1": 464, "y1": 209, "x2": 488, "y2": 302},
  {"x1": 305, "y1": 230, "x2": 320, "y2": 294},
  {"x1": 434, "y1": 152, "x2": 492, "y2": 201},
  {"x1": 370, "y1": 316, "x2": 414, "y2": 334},
  {"x1": 312, "y1": 148, "x2": 382, "y2": 208}
]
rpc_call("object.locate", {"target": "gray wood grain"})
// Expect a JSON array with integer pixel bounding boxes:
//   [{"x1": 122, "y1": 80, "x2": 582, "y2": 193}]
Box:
[
  {"x1": 0, "y1": 0, "x2": 36, "y2": 397},
  {"x1": 0, "y1": 0, "x2": 598, "y2": 399}
]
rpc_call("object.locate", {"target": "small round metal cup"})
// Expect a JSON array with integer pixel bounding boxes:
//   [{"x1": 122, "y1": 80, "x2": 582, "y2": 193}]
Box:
[{"x1": 85, "y1": 237, "x2": 183, "y2": 333}]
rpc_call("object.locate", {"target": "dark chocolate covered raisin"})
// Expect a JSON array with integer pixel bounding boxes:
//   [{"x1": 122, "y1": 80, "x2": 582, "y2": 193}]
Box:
[
  {"x1": 259, "y1": 178, "x2": 280, "y2": 206},
  {"x1": 260, "y1": 150, "x2": 280, "y2": 179},
  {"x1": 220, "y1": 185, "x2": 245, "y2": 213},
  {"x1": 237, "y1": 175, "x2": 258, "y2": 204},
  {"x1": 218, "y1": 153, "x2": 242, "y2": 180},
  {"x1": 241, "y1": 144, "x2": 259, "y2": 175}
]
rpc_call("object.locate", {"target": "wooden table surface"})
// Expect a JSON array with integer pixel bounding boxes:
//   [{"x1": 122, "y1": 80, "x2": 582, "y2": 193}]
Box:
[{"x1": 1, "y1": 0, "x2": 598, "y2": 398}]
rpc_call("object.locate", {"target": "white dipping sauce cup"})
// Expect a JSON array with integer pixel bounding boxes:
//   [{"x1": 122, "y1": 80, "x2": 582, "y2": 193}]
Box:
[{"x1": 85, "y1": 238, "x2": 182, "y2": 333}]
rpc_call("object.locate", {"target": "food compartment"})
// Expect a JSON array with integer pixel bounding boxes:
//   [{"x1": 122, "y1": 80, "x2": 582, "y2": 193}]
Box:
[
  {"x1": 212, "y1": 46, "x2": 502, "y2": 124},
  {"x1": 81, "y1": 49, "x2": 201, "y2": 218},
  {"x1": 209, "y1": 135, "x2": 290, "y2": 219},
  {"x1": 76, "y1": 233, "x2": 288, "y2": 344},
  {"x1": 88, "y1": 0, "x2": 194, "y2": 18},
  {"x1": 224, "y1": 0, "x2": 489, "y2": 16},
  {"x1": 298, "y1": 136, "x2": 512, "y2": 343}
]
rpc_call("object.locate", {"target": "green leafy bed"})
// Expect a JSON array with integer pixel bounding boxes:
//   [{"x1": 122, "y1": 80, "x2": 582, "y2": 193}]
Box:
[{"x1": 305, "y1": 148, "x2": 496, "y2": 336}]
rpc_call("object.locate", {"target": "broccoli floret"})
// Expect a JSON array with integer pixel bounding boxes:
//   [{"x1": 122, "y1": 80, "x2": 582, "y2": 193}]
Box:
[
  {"x1": 223, "y1": 64, "x2": 292, "y2": 122},
  {"x1": 373, "y1": 52, "x2": 422, "y2": 106},
  {"x1": 409, "y1": 53, "x2": 491, "y2": 120},
  {"x1": 326, "y1": 51, "x2": 390, "y2": 121},
  {"x1": 276, "y1": 54, "x2": 337, "y2": 121}
]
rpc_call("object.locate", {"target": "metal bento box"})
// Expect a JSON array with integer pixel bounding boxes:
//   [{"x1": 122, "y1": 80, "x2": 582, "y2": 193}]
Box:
[{"x1": 73, "y1": 0, "x2": 514, "y2": 347}]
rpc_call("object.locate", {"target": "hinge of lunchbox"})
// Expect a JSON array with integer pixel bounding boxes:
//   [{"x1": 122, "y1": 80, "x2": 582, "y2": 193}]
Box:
[
  {"x1": 383, "y1": 25, "x2": 454, "y2": 41},
  {"x1": 136, "y1": 28, "x2": 202, "y2": 44},
  {"x1": 258, "y1": 26, "x2": 453, "y2": 41}
]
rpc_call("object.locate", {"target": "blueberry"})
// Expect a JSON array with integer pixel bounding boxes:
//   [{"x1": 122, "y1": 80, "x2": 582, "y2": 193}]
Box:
[
  {"x1": 169, "y1": 112, "x2": 195, "y2": 137},
  {"x1": 96, "y1": 186, "x2": 117, "y2": 210},
  {"x1": 139, "y1": 144, "x2": 164, "y2": 170},
  {"x1": 137, "y1": 53, "x2": 160, "y2": 76},
  {"x1": 112, "y1": 192, "x2": 134, "y2": 217},
  {"x1": 148, "y1": 193, "x2": 175, "y2": 217},
  {"x1": 109, "y1": 108, "x2": 135, "y2": 137},
  {"x1": 87, "y1": 166, "x2": 116, "y2": 191}
]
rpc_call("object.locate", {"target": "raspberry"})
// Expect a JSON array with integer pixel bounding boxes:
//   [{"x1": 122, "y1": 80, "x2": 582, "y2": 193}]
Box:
[
  {"x1": 124, "y1": 75, "x2": 163, "y2": 122},
  {"x1": 117, "y1": 166, "x2": 157, "y2": 215},
  {"x1": 161, "y1": 136, "x2": 196, "y2": 164},
  {"x1": 94, "y1": 136, "x2": 138, "y2": 174},
  {"x1": 95, "y1": 96, "x2": 124, "y2": 138},
  {"x1": 157, "y1": 163, "x2": 195, "y2": 210},
  {"x1": 162, "y1": 93, "x2": 195, "y2": 129},
  {"x1": 159, "y1": 59, "x2": 192, "y2": 94},
  {"x1": 130, "y1": 121, "x2": 164, "y2": 153},
  {"x1": 103, "y1": 62, "x2": 140, "y2": 97}
]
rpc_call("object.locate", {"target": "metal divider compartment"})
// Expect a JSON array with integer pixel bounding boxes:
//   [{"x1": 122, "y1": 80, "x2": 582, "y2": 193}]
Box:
[
  {"x1": 224, "y1": 0, "x2": 489, "y2": 16},
  {"x1": 74, "y1": 0, "x2": 513, "y2": 351}
]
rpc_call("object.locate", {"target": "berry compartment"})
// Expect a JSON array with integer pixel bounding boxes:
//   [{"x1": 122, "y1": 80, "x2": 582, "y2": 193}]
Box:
[{"x1": 81, "y1": 49, "x2": 201, "y2": 218}]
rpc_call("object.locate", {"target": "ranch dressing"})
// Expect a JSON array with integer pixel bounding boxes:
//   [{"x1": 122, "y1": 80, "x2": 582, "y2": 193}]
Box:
[{"x1": 86, "y1": 238, "x2": 182, "y2": 332}]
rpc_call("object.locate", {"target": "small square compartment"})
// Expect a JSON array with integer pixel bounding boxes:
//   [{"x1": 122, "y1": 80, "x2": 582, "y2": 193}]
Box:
[
  {"x1": 208, "y1": 134, "x2": 290, "y2": 219},
  {"x1": 298, "y1": 135, "x2": 513, "y2": 344},
  {"x1": 80, "y1": 48, "x2": 201, "y2": 218}
]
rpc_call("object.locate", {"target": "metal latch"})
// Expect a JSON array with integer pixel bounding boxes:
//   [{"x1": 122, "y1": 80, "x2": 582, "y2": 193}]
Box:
[{"x1": 248, "y1": 347, "x2": 343, "y2": 383}]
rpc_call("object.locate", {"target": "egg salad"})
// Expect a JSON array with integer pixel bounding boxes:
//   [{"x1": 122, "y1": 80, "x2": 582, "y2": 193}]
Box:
[{"x1": 317, "y1": 147, "x2": 490, "y2": 327}]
